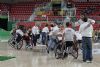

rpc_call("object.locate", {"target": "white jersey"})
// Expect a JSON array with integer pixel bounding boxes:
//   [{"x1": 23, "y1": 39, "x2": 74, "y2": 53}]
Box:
[
  {"x1": 57, "y1": 31, "x2": 63, "y2": 40},
  {"x1": 64, "y1": 28, "x2": 75, "y2": 41},
  {"x1": 79, "y1": 22, "x2": 93, "y2": 37},
  {"x1": 16, "y1": 29, "x2": 24, "y2": 36},
  {"x1": 52, "y1": 25, "x2": 59, "y2": 35},
  {"x1": 32, "y1": 26, "x2": 39, "y2": 35},
  {"x1": 42, "y1": 27, "x2": 49, "y2": 33}
]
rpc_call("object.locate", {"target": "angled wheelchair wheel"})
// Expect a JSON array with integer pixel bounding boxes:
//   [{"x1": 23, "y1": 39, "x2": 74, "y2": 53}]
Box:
[
  {"x1": 8, "y1": 36, "x2": 14, "y2": 44},
  {"x1": 8, "y1": 37, "x2": 16, "y2": 48},
  {"x1": 15, "y1": 40, "x2": 23, "y2": 50},
  {"x1": 61, "y1": 47, "x2": 68, "y2": 59},
  {"x1": 55, "y1": 48, "x2": 62, "y2": 59}
]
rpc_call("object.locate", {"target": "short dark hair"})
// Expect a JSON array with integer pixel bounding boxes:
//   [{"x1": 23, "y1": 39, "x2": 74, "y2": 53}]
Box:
[
  {"x1": 83, "y1": 17, "x2": 88, "y2": 22},
  {"x1": 19, "y1": 25, "x2": 24, "y2": 30},
  {"x1": 66, "y1": 22, "x2": 70, "y2": 27},
  {"x1": 81, "y1": 12, "x2": 88, "y2": 22},
  {"x1": 51, "y1": 24, "x2": 54, "y2": 27}
]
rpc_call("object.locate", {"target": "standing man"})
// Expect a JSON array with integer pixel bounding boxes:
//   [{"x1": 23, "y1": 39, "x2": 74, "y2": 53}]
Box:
[
  {"x1": 32, "y1": 23, "x2": 39, "y2": 47},
  {"x1": 41, "y1": 24, "x2": 49, "y2": 45},
  {"x1": 79, "y1": 13, "x2": 95, "y2": 63}
]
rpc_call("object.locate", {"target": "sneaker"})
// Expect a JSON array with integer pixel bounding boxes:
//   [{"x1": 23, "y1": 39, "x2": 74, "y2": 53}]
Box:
[{"x1": 86, "y1": 60, "x2": 92, "y2": 63}]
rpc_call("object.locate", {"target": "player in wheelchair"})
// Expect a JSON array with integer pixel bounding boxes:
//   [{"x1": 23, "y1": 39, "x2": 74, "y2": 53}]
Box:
[
  {"x1": 8, "y1": 25, "x2": 24, "y2": 49},
  {"x1": 23, "y1": 27, "x2": 32, "y2": 49},
  {"x1": 55, "y1": 23, "x2": 78, "y2": 59}
]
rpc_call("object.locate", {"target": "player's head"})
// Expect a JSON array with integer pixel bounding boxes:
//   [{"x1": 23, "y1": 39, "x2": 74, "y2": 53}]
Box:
[
  {"x1": 19, "y1": 25, "x2": 24, "y2": 30},
  {"x1": 80, "y1": 13, "x2": 88, "y2": 22},
  {"x1": 66, "y1": 22, "x2": 70, "y2": 27},
  {"x1": 80, "y1": 13, "x2": 87, "y2": 18},
  {"x1": 50, "y1": 24, "x2": 54, "y2": 27}
]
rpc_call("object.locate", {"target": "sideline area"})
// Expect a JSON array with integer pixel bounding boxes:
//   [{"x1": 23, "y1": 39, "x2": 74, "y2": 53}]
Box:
[{"x1": 0, "y1": 29, "x2": 10, "y2": 41}]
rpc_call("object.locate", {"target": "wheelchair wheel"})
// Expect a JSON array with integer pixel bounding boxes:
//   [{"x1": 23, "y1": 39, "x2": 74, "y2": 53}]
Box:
[
  {"x1": 71, "y1": 47, "x2": 78, "y2": 59},
  {"x1": 55, "y1": 48, "x2": 62, "y2": 59},
  {"x1": 8, "y1": 36, "x2": 14, "y2": 44},
  {"x1": 8, "y1": 36, "x2": 16, "y2": 48},
  {"x1": 54, "y1": 44, "x2": 62, "y2": 59},
  {"x1": 61, "y1": 46, "x2": 68, "y2": 59},
  {"x1": 55, "y1": 44, "x2": 68, "y2": 59},
  {"x1": 15, "y1": 40, "x2": 23, "y2": 50}
]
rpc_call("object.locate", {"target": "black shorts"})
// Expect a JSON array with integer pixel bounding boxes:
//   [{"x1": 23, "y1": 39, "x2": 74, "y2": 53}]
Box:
[
  {"x1": 78, "y1": 40, "x2": 82, "y2": 43},
  {"x1": 65, "y1": 41, "x2": 74, "y2": 47}
]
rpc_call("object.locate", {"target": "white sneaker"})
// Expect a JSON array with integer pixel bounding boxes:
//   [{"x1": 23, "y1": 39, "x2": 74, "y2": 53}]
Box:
[{"x1": 86, "y1": 60, "x2": 92, "y2": 63}]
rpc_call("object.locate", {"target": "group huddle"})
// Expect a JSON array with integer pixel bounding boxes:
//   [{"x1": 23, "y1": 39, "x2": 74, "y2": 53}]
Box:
[{"x1": 9, "y1": 13, "x2": 95, "y2": 62}]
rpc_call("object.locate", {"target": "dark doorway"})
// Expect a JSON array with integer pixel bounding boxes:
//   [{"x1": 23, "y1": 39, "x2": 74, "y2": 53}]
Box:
[{"x1": 0, "y1": 18, "x2": 8, "y2": 30}]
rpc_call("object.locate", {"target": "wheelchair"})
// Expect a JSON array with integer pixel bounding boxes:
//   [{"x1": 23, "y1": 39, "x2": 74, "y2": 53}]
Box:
[
  {"x1": 8, "y1": 33, "x2": 23, "y2": 50},
  {"x1": 55, "y1": 41, "x2": 78, "y2": 59}
]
